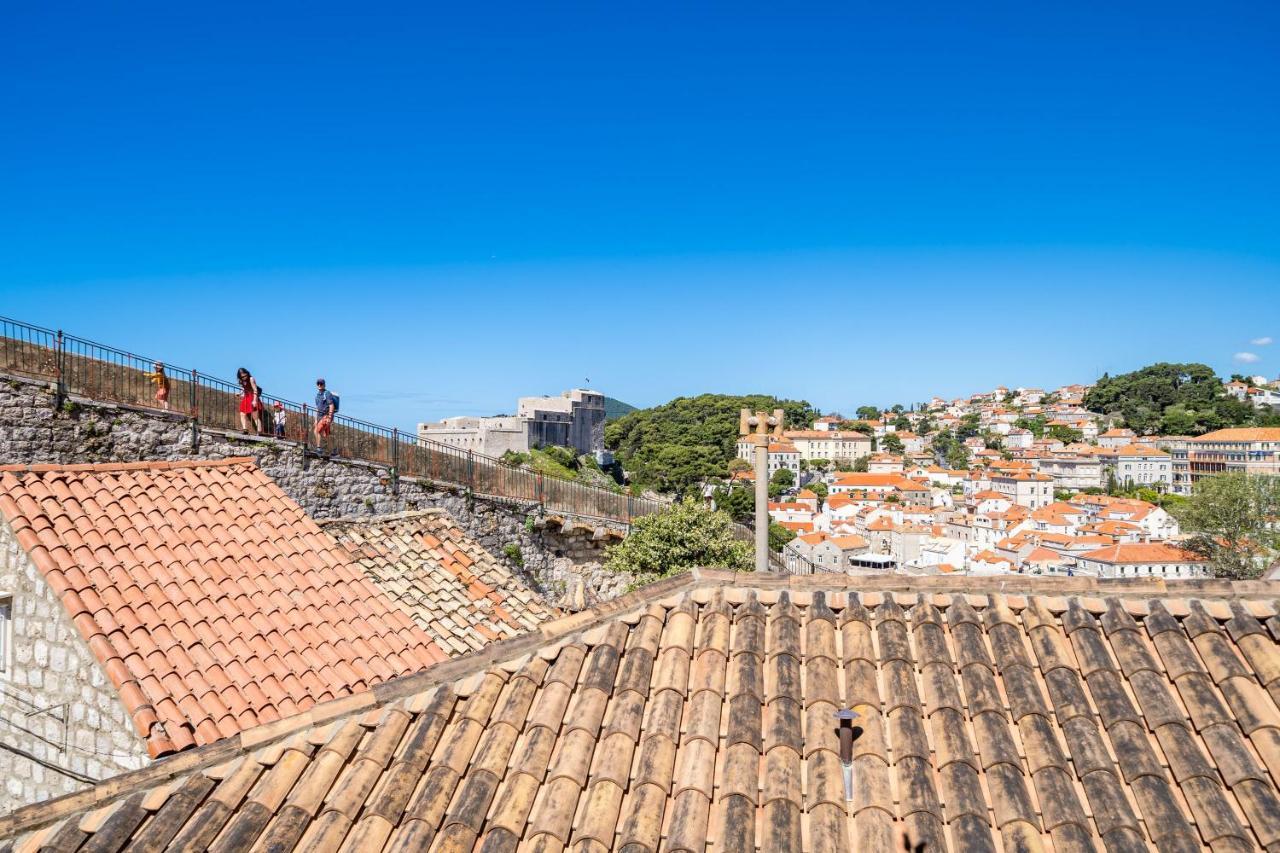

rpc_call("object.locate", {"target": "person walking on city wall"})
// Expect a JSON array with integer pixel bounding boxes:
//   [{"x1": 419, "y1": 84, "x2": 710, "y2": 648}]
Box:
[
  {"x1": 237, "y1": 367, "x2": 263, "y2": 434},
  {"x1": 314, "y1": 378, "x2": 337, "y2": 452},
  {"x1": 273, "y1": 400, "x2": 287, "y2": 438},
  {"x1": 145, "y1": 362, "x2": 170, "y2": 411}
]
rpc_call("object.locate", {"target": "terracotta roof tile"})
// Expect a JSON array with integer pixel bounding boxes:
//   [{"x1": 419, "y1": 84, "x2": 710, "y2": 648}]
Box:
[
  {"x1": 322, "y1": 511, "x2": 556, "y2": 655},
  {"x1": 0, "y1": 458, "x2": 448, "y2": 759},
  {"x1": 7, "y1": 572, "x2": 1280, "y2": 850}
]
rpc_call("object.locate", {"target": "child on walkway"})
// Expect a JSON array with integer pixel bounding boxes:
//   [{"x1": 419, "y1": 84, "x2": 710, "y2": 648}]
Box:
[
  {"x1": 273, "y1": 401, "x2": 287, "y2": 438},
  {"x1": 236, "y1": 367, "x2": 263, "y2": 434},
  {"x1": 145, "y1": 363, "x2": 170, "y2": 410}
]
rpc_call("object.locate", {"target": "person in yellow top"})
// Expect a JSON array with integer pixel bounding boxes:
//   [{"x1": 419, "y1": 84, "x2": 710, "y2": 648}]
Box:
[{"x1": 144, "y1": 362, "x2": 170, "y2": 410}]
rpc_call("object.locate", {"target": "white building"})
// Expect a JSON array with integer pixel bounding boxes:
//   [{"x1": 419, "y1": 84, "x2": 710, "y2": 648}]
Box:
[
  {"x1": 1097, "y1": 427, "x2": 1137, "y2": 449},
  {"x1": 780, "y1": 429, "x2": 872, "y2": 463},
  {"x1": 1110, "y1": 444, "x2": 1173, "y2": 490},
  {"x1": 1074, "y1": 543, "x2": 1210, "y2": 579},
  {"x1": 1004, "y1": 428, "x2": 1034, "y2": 450},
  {"x1": 990, "y1": 472, "x2": 1054, "y2": 510}
]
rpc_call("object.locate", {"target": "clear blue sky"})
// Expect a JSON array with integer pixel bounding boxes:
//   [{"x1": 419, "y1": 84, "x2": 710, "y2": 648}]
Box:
[{"x1": 3, "y1": 2, "x2": 1277, "y2": 427}]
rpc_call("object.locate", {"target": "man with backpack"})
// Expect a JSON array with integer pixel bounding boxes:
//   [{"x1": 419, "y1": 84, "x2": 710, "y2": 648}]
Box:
[{"x1": 313, "y1": 378, "x2": 339, "y2": 452}]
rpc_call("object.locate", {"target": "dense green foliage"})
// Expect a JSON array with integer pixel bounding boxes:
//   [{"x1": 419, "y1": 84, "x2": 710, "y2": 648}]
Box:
[
  {"x1": 712, "y1": 484, "x2": 755, "y2": 522},
  {"x1": 1172, "y1": 473, "x2": 1280, "y2": 579},
  {"x1": 769, "y1": 522, "x2": 796, "y2": 552},
  {"x1": 500, "y1": 446, "x2": 621, "y2": 492},
  {"x1": 1046, "y1": 424, "x2": 1083, "y2": 444},
  {"x1": 855, "y1": 405, "x2": 880, "y2": 421},
  {"x1": 881, "y1": 433, "x2": 904, "y2": 454},
  {"x1": 605, "y1": 394, "x2": 819, "y2": 493},
  {"x1": 604, "y1": 498, "x2": 751, "y2": 583},
  {"x1": 768, "y1": 468, "x2": 795, "y2": 498},
  {"x1": 603, "y1": 396, "x2": 637, "y2": 421},
  {"x1": 1083, "y1": 362, "x2": 1264, "y2": 435}
]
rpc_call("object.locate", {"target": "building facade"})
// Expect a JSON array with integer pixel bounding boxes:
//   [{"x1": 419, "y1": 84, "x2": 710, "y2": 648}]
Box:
[
  {"x1": 1188, "y1": 427, "x2": 1280, "y2": 482},
  {"x1": 1109, "y1": 444, "x2": 1173, "y2": 491}
]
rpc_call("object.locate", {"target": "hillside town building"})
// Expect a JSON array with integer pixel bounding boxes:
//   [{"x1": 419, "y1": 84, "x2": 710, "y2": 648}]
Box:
[{"x1": 1189, "y1": 427, "x2": 1280, "y2": 481}]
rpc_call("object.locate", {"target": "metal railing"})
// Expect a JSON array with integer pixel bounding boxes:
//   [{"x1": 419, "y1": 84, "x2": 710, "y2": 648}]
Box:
[{"x1": 0, "y1": 315, "x2": 669, "y2": 526}]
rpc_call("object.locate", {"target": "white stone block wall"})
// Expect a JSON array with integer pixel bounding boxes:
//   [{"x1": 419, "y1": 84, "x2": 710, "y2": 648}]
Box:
[{"x1": 0, "y1": 517, "x2": 148, "y2": 815}]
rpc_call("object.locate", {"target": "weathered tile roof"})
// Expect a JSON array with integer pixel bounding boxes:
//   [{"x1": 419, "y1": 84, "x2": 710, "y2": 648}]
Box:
[
  {"x1": 4, "y1": 571, "x2": 1280, "y2": 851},
  {"x1": 0, "y1": 458, "x2": 447, "y2": 758},
  {"x1": 322, "y1": 511, "x2": 557, "y2": 656}
]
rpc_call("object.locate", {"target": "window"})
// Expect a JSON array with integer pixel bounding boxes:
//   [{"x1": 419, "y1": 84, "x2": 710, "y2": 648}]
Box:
[{"x1": 0, "y1": 596, "x2": 11, "y2": 674}]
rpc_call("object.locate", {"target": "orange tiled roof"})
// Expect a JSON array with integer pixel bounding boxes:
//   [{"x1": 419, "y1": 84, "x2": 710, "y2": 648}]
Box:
[
  {"x1": 9, "y1": 572, "x2": 1280, "y2": 851},
  {"x1": 1114, "y1": 443, "x2": 1170, "y2": 457},
  {"x1": 0, "y1": 458, "x2": 447, "y2": 757},
  {"x1": 323, "y1": 511, "x2": 556, "y2": 657},
  {"x1": 1193, "y1": 427, "x2": 1280, "y2": 442},
  {"x1": 1079, "y1": 542, "x2": 1208, "y2": 564}
]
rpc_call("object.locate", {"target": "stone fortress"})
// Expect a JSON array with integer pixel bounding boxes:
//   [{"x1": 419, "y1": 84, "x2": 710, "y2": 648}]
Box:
[{"x1": 417, "y1": 388, "x2": 607, "y2": 459}]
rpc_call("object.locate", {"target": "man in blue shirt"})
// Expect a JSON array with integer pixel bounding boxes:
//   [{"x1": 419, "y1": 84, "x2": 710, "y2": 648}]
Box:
[{"x1": 314, "y1": 378, "x2": 336, "y2": 451}]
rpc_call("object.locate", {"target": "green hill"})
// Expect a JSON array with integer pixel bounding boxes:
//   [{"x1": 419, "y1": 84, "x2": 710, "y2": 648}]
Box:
[
  {"x1": 1083, "y1": 362, "x2": 1273, "y2": 435},
  {"x1": 605, "y1": 393, "x2": 818, "y2": 494},
  {"x1": 603, "y1": 396, "x2": 637, "y2": 421}
]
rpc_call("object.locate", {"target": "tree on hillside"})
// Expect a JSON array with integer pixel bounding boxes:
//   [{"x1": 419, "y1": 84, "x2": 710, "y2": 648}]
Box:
[
  {"x1": 1172, "y1": 473, "x2": 1280, "y2": 580},
  {"x1": 955, "y1": 413, "x2": 982, "y2": 439},
  {"x1": 881, "y1": 433, "x2": 905, "y2": 454},
  {"x1": 806, "y1": 481, "x2": 828, "y2": 503},
  {"x1": 712, "y1": 484, "x2": 755, "y2": 522},
  {"x1": 840, "y1": 420, "x2": 873, "y2": 434},
  {"x1": 604, "y1": 498, "x2": 751, "y2": 582},
  {"x1": 769, "y1": 522, "x2": 796, "y2": 552},
  {"x1": 851, "y1": 456, "x2": 870, "y2": 472},
  {"x1": 1083, "y1": 363, "x2": 1254, "y2": 435},
  {"x1": 856, "y1": 405, "x2": 881, "y2": 421},
  {"x1": 1015, "y1": 415, "x2": 1047, "y2": 438},
  {"x1": 946, "y1": 443, "x2": 970, "y2": 470},
  {"x1": 605, "y1": 394, "x2": 819, "y2": 493},
  {"x1": 1046, "y1": 424, "x2": 1083, "y2": 444},
  {"x1": 768, "y1": 468, "x2": 795, "y2": 498},
  {"x1": 727, "y1": 457, "x2": 752, "y2": 473},
  {"x1": 892, "y1": 414, "x2": 912, "y2": 432}
]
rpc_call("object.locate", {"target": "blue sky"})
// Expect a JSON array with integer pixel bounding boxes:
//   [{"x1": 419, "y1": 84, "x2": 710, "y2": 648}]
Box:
[{"x1": 2, "y1": 2, "x2": 1278, "y2": 427}]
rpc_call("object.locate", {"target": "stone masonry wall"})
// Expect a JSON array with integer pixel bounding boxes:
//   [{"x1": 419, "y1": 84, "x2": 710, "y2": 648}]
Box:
[
  {"x1": 0, "y1": 517, "x2": 149, "y2": 814},
  {"x1": 0, "y1": 374, "x2": 633, "y2": 607}
]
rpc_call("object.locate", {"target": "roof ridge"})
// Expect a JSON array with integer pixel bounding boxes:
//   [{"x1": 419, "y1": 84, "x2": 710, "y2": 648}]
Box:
[{"x1": 0, "y1": 456, "x2": 255, "y2": 474}]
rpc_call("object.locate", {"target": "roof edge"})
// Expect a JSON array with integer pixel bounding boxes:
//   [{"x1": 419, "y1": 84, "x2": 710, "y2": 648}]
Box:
[{"x1": 0, "y1": 457, "x2": 256, "y2": 474}]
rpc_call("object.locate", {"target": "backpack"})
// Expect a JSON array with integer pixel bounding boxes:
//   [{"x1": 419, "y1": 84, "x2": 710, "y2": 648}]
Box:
[{"x1": 327, "y1": 391, "x2": 340, "y2": 414}]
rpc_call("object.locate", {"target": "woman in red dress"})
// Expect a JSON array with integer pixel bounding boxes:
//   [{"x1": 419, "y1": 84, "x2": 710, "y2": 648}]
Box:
[{"x1": 236, "y1": 367, "x2": 263, "y2": 434}]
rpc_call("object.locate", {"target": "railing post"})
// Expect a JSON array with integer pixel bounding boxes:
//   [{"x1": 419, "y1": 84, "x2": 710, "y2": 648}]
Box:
[
  {"x1": 54, "y1": 330, "x2": 65, "y2": 407},
  {"x1": 466, "y1": 450, "x2": 475, "y2": 494},
  {"x1": 302, "y1": 404, "x2": 311, "y2": 454},
  {"x1": 390, "y1": 428, "x2": 400, "y2": 495},
  {"x1": 536, "y1": 473, "x2": 544, "y2": 509},
  {"x1": 189, "y1": 369, "x2": 199, "y2": 450}
]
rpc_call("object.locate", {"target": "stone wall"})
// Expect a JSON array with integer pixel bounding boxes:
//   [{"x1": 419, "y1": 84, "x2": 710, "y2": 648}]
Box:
[
  {"x1": 0, "y1": 374, "x2": 632, "y2": 607},
  {"x1": 0, "y1": 517, "x2": 149, "y2": 814}
]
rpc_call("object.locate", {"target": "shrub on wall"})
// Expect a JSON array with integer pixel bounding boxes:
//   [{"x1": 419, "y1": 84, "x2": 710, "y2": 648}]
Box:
[{"x1": 604, "y1": 498, "x2": 750, "y2": 585}]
